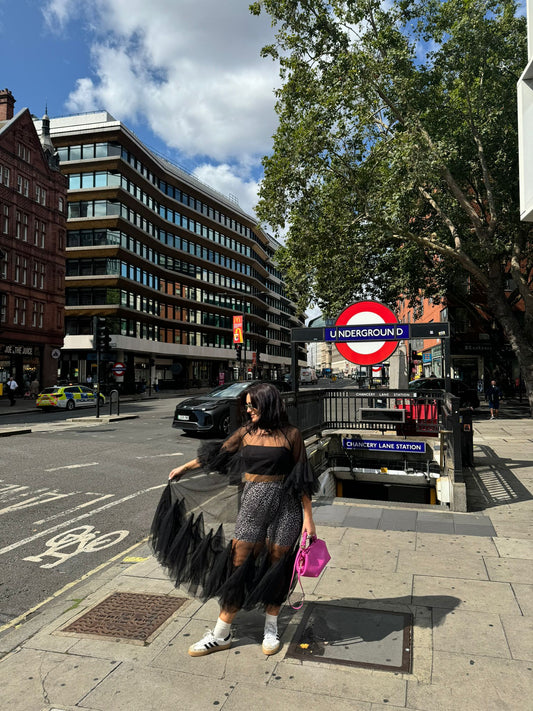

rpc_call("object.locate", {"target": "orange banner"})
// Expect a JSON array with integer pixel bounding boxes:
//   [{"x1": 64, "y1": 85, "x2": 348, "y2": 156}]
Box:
[{"x1": 233, "y1": 315, "x2": 244, "y2": 344}]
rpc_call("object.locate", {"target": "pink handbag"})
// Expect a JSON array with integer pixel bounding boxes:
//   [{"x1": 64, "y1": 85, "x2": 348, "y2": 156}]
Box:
[{"x1": 289, "y1": 532, "x2": 331, "y2": 609}]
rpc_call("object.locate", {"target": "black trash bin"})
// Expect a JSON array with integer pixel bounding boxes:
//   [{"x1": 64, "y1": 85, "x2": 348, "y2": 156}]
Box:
[{"x1": 460, "y1": 409, "x2": 474, "y2": 467}]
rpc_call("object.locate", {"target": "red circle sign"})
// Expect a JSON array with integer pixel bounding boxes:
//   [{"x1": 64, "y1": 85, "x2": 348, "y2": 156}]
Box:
[
  {"x1": 112, "y1": 362, "x2": 126, "y2": 376},
  {"x1": 335, "y1": 301, "x2": 400, "y2": 365}
]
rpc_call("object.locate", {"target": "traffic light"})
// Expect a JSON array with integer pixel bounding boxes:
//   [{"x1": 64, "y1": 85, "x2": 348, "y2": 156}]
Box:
[
  {"x1": 235, "y1": 345, "x2": 242, "y2": 361},
  {"x1": 95, "y1": 317, "x2": 111, "y2": 351}
]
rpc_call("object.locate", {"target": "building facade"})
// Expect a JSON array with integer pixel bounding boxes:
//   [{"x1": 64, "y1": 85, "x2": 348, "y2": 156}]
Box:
[
  {"x1": 0, "y1": 90, "x2": 67, "y2": 391},
  {"x1": 36, "y1": 112, "x2": 302, "y2": 392}
]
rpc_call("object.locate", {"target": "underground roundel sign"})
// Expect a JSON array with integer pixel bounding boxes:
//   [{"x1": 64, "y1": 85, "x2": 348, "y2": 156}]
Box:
[{"x1": 329, "y1": 301, "x2": 406, "y2": 366}]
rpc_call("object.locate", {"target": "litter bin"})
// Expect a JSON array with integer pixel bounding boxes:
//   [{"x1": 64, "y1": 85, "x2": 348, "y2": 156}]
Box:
[{"x1": 460, "y1": 409, "x2": 474, "y2": 467}]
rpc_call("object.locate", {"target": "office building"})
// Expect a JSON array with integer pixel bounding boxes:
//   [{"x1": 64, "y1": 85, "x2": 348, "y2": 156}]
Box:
[{"x1": 35, "y1": 111, "x2": 303, "y2": 391}]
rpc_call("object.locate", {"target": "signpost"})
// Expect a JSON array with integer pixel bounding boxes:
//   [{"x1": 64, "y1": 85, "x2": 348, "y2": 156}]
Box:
[
  {"x1": 291, "y1": 301, "x2": 451, "y2": 392},
  {"x1": 112, "y1": 362, "x2": 126, "y2": 377}
]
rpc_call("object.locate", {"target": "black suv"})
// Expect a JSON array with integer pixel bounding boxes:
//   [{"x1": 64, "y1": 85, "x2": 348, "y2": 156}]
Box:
[{"x1": 408, "y1": 377, "x2": 480, "y2": 409}]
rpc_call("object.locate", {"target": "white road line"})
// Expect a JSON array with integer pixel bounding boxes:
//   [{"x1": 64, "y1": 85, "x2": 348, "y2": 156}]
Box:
[
  {"x1": 33, "y1": 494, "x2": 115, "y2": 525},
  {"x1": 44, "y1": 462, "x2": 99, "y2": 472},
  {"x1": 0, "y1": 491, "x2": 78, "y2": 516},
  {"x1": 135, "y1": 452, "x2": 183, "y2": 460},
  {"x1": 0, "y1": 483, "x2": 166, "y2": 556}
]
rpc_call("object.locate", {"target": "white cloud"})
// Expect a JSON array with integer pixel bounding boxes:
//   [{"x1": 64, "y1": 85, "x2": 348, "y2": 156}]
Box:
[{"x1": 43, "y1": 0, "x2": 279, "y2": 214}]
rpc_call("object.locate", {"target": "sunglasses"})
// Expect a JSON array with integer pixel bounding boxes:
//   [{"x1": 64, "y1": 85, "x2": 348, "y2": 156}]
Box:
[{"x1": 245, "y1": 402, "x2": 258, "y2": 412}]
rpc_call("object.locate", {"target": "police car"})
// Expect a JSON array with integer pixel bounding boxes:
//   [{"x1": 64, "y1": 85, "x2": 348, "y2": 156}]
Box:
[{"x1": 36, "y1": 385, "x2": 105, "y2": 411}]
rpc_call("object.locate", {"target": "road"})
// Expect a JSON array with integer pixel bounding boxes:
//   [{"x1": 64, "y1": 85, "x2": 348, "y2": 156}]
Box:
[{"x1": 0, "y1": 397, "x2": 209, "y2": 626}]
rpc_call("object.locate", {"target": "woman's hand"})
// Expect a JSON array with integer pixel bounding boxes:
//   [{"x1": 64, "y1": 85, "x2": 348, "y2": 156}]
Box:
[
  {"x1": 301, "y1": 513, "x2": 316, "y2": 539},
  {"x1": 168, "y1": 464, "x2": 187, "y2": 481}
]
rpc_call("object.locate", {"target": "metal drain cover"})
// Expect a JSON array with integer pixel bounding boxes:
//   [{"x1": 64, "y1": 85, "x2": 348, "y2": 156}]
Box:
[
  {"x1": 60, "y1": 592, "x2": 187, "y2": 645},
  {"x1": 287, "y1": 603, "x2": 412, "y2": 672}
]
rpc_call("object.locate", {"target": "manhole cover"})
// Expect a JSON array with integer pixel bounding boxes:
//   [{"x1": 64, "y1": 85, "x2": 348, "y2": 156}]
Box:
[
  {"x1": 60, "y1": 592, "x2": 187, "y2": 645},
  {"x1": 286, "y1": 603, "x2": 412, "y2": 672}
]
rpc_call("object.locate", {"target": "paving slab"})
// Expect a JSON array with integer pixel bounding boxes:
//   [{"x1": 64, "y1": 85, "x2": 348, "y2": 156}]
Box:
[
  {"x1": 500, "y1": 614, "x2": 533, "y2": 661},
  {"x1": 222, "y1": 682, "x2": 372, "y2": 711},
  {"x1": 431, "y1": 608, "x2": 511, "y2": 658},
  {"x1": 414, "y1": 532, "x2": 499, "y2": 556},
  {"x1": 342, "y1": 527, "x2": 417, "y2": 550},
  {"x1": 484, "y1": 556, "x2": 533, "y2": 584},
  {"x1": 412, "y1": 575, "x2": 521, "y2": 615},
  {"x1": 406, "y1": 650, "x2": 533, "y2": 711},
  {"x1": 270, "y1": 657, "x2": 407, "y2": 706},
  {"x1": 492, "y1": 538, "x2": 533, "y2": 559},
  {"x1": 397, "y1": 549, "x2": 488, "y2": 580},
  {"x1": 512, "y1": 583, "x2": 533, "y2": 616},
  {"x1": 0, "y1": 647, "x2": 120, "y2": 711},
  {"x1": 314, "y1": 567, "x2": 413, "y2": 601},
  {"x1": 81, "y1": 661, "x2": 236, "y2": 711},
  {"x1": 326, "y1": 542, "x2": 399, "y2": 572}
]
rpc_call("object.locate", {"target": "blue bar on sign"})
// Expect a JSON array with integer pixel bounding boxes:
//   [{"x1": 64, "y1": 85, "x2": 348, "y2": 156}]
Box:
[
  {"x1": 325, "y1": 324, "x2": 410, "y2": 342},
  {"x1": 342, "y1": 439, "x2": 426, "y2": 453}
]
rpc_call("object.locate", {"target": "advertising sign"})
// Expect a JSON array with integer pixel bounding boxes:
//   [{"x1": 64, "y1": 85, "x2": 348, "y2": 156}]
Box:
[{"x1": 233, "y1": 315, "x2": 244, "y2": 344}]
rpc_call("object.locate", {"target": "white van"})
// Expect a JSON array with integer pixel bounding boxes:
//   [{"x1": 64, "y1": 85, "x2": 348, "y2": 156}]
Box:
[{"x1": 300, "y1": 367, "x2": 318, "y2": 384}]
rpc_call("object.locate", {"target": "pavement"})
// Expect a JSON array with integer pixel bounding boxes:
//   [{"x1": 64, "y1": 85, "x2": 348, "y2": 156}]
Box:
[{"x1": 0, "y1": 399, "x2": 532, "y2": 710}]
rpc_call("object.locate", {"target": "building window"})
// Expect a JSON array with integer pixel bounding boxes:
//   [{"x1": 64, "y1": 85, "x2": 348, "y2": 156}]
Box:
[
  {"x1": 56, "y1": 307, "x2": 62, "y2": 329},
  {"x1": 40, "y1": 187, "x2": 46, "y2": 206},
  {"x1": 41, "y1": 222, "x2": 46, "y2": 248},
  {"x1": 22, "y1": 213, "x2": 28, "y2": 241},
  {"x1": 0, "y1": 250, "x2": 7, "y2": 279},
  {"x1": 14, "y1": 255, "x2": 27, "y2": 284},
  {"x1": 15, "y1": 211, "x2": 21, "y2": 238},
  {"x1": 32, "y1": 261, "x2": 44, "y2": 288},
  {"x1": 59, "y1": 197, "x2": 64, "y2": 212},
  {"x1": 32, "y1": 301, "x2": 44, "y2": 328},
  {"x1": 2, "y1": 165, "x2": 9, "y2": 186},
  {"x1": 0, "y1": 293, "x2": 6, "y2": 323},
  {"x1": 2, "y1": 205, "x2": 8, "y2": 234},
  {"x1": 23, "y1": 178, "x2": 29, "y2": 197},
  {"x1": 14, "y1": 297, "x2": 26, "y2": 325},
  {"x1": 18, "y1": 143, "x2": 31, "y2": 162},
  {"x1": 17, "y1": 175, "x2": 23, "y2": 194}
]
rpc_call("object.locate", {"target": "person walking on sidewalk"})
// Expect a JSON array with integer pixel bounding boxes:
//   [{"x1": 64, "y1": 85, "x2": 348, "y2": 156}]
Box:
[
  {"x1": 486, "y1": 379, "x2": 502, "y2": 419},
  {"x1": 6, "y1": 375, "x2": 18, "y2": 406},
  {"x1": 151, "y1": 382, "x2": 318, "y2": 658}
]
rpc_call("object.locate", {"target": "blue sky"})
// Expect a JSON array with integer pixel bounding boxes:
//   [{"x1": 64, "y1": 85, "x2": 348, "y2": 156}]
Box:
[{"x1": 0, "y1": 0, "x2": 280, "y2": 215}]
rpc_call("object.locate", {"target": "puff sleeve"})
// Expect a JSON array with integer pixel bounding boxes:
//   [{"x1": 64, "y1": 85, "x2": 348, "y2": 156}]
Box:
[{"x1": 283, "y1": 426, "x2": 319, "y2": 499}]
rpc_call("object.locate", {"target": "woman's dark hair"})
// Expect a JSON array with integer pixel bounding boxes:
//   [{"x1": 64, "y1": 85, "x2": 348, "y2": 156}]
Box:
[{"x1": 241, "y1": 382, "x2": 289, "y2": 431}]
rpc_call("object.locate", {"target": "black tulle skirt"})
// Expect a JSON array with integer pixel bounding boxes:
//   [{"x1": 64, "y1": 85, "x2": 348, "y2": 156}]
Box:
[{"x1": 150, "y1": 480, "x2": 302, "y2": 611}]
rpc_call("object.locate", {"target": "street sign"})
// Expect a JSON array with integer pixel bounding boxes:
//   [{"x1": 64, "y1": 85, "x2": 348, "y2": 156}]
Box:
[
  {"x1": 112, "y1": 362, "x2": 126, "y2": 376},
  {"x1": 342, "y1": 438, "x2": 427, "y2": 454},
  {"x1": 332, "y1": 301, "x2": 402, "y2": 366}
]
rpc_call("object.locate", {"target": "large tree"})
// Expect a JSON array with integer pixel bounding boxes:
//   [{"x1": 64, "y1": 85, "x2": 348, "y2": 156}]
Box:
[{"x1": 251, "y1": 0, "x2": 533, "y2": 411}]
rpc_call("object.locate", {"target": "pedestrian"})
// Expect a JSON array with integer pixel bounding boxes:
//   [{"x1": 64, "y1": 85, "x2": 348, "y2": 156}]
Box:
[
  {"x1": 486, "y1": 379, "x2": 502, "y2": 419},
  {"x1": 30, "y1": 378, "x2": 40, "y2": 398},
  {"x1": 151, "y1": 382, "x2": 318, "y2": 658},
  {"x1": 153, "y1": 377, "x2": 159, "y2": 393},
  {"x1": 86, "y1": 374, "x2": 93, "y2": 387},
  {"x1": 7, "y1": 375, "x2": 18, "y2": 406}
]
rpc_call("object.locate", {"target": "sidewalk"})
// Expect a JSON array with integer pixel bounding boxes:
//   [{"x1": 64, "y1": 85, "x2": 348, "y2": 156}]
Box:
[{"x1": 0, "y1": 408, "x2": 532, "y2": 709}]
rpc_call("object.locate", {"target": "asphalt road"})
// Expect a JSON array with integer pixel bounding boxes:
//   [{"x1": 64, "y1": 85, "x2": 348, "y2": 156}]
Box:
[{"x1": 0, "y1": 398, "x2": 212, "y2": 625}]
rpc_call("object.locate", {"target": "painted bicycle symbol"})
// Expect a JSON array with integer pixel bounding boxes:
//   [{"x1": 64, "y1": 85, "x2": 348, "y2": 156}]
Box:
[{"x1": 23, "y1": 525, "x2": 129, "y2": 569}]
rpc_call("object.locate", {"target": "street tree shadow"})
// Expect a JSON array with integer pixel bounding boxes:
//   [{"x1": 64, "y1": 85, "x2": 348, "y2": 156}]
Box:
[{"x1": 466, "y1": 444, "x2": 533, "y2": 510}]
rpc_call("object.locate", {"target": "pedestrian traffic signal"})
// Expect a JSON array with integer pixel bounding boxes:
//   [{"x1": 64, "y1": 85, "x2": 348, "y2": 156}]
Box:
[
  {"x1": 235, "y1": 345, "x2": 242, "y2": 361},
  {"x1": 95, "y1": 317, "x2": 111, "y2": 351}
]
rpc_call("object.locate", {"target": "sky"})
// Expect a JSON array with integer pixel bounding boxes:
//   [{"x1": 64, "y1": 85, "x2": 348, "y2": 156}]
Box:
[{"x1": 0, "y1": 0, "x2": 281, "y2": 217}]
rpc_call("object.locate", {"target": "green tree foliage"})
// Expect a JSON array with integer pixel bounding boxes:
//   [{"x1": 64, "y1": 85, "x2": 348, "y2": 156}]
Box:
[{"x1": 251, "y1": 0, "x2": 533, "y2": 408}]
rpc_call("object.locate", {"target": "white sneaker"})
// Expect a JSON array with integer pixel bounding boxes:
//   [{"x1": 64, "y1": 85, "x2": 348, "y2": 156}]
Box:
[
  {"x1": 262, "y1": 624, "x2": 281, "y2": 656},
  {"x1": 188, "y1": 630, "x2": 232, "y2": 657}
]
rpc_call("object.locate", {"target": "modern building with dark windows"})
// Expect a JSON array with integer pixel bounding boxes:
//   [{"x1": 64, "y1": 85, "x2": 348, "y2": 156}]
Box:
[{"x1": 34, "y1": 111, "x2": 303, "y2": 392}]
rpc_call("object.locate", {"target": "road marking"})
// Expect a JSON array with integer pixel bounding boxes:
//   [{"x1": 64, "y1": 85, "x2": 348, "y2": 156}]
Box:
[
  {"x1": 0, "y1": 536, "x2": 149, "y2": 635},
  {"x1": 0, "y1": 483, "x2": 166, "y2": 556},
  {"x1": 44, "y1": 462, "x2": 99, "y2": 472},
  {"x1": 135, "y1": 452, "x2": 183, "y2": 459},
  {"x1": 33, "y1": 494, "x2": 115, "y2": 525},
  {"x1": 23, "y1": 525, "x2": 130, "y2": 568},
  {"x1": 0, "y1": 491, "x2": 78, "y2": 516}
]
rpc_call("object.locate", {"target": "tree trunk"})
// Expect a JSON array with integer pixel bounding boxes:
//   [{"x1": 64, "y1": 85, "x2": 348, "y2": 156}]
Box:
[{"x1": 487, "y1": 284, "x2": 533, "y2": 416}]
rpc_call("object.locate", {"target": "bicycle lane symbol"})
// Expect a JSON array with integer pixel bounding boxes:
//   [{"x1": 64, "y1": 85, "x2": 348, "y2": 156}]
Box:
[{"x1": 22, "y1": 525, "x2": 129, "y2": 569}]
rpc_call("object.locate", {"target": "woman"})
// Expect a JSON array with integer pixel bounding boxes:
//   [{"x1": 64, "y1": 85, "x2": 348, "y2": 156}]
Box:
[{"x1": 151, "y1": 382, "x2": 317, "y2": 657}]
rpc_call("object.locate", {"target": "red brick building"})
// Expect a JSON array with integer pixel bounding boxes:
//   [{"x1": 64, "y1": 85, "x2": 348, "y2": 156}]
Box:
[{"x1": 0, "y1": 89, "x2": 67, "y2": 392}]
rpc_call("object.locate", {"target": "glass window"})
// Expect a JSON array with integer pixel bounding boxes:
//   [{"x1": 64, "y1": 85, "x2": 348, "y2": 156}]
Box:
[
  {"x1": 95, "y1": 143, "x2": 107, "y2": 158},
  {"x1": 82, "y1": 144, "x2": 95, "y2": 160},
  {"x1": 69, "y1": 146, "x2": 81, "y2": 161},
  {"x1": 81, "y1": 173, "x2": 94, "y2": 189}
]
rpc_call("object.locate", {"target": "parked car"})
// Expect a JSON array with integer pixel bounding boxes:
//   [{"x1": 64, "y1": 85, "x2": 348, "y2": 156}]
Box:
[
  {"x1": 408, "y1": 377, "x2": 480, "y2": 408},
  {"x1": 172, "y1": 380, "x2": 291, "y2": 436},
  {"x1": 36, "y1": 385, "x2": 105, "y2": 411}
]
